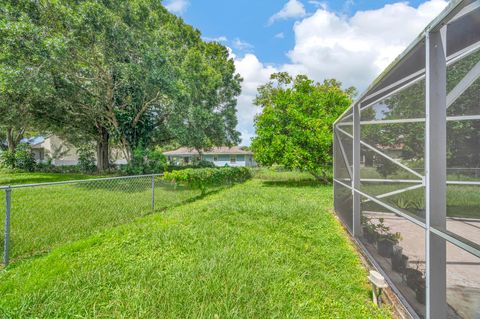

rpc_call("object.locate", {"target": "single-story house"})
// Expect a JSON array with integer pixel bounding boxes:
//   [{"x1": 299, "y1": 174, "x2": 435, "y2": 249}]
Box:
[
  {"x1": 25, "y1": 135, "x2": 127, "y2": 166},
  {"x1": 163, "y1": 146, "x2": 256, "y2": 167}
]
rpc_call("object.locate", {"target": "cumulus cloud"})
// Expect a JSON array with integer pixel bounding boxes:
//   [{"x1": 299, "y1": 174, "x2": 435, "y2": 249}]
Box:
[
  {"x1": 287, "y1": 0, "x2": 448, "y2": 89},
  {"x1": 308, "y1": 1, "x2": 325, "y2": 8},
  {"x1": 164, "y1": 0, "x2": 189, "y2": 14},
  {"x1": 233, "y1": 0, "x2": 448, "y2": 144},
  {"x1": 269, "y1": 0, "x2": 307, "y2": 25},
  {"x1": 203, "y1": 36, "x2": 228, "y2": 43},
  {"x1": 274, "y1": 32, "x2": 285, "y2": 39},
  {"x1": 233, "y1": 54, "x2": 278, "y2": 144},
  {"x1": 232, "y1": 38, "x2": 254, "y2": 52}
]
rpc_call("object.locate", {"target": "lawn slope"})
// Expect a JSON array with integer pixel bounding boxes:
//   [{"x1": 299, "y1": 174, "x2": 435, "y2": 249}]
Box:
[
  {"x1": 0, "y1": 171, "x2": 102, "y2": 186},
  {"x1": 0, "y1": 176, "x2": 390, "y2": 318}
]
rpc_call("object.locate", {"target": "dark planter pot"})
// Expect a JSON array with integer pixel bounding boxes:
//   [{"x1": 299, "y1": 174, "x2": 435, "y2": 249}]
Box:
[
  {"x1": 391, "y1": 246, "x2": 408, "y2": 273},
  {"x1": 405, "y1": 268, "x2": 423, "y2": 290},
  {"x1": 363, "y1": 227, "x2": 377, "y2": 244},
  {"x1": 416, "y1": 279, "x2": 426, "y2": 305},
  {"x1": 377, "y1": 238, "x2": 394, "y2": 257}
]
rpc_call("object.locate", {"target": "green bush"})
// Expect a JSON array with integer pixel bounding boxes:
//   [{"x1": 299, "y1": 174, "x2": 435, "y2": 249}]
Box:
[
  {"x1": 122, "y1": 148, "x2": 168, "y2": 175},
  {"x1": 0, "y1": 144, "x2": 36, "y2": 171},
  {"x1": 0, "y1": 150, "x2": 16, "y2": 169},
  {"x1": 77, "y1": 146, "x2": 96, "y2": 173},
  {"x1": 163, "y1": 167, "x2": 252, "y2": 195},
  {"x1": 196, "y1": 160, "x2": 215, "y2": 168}
]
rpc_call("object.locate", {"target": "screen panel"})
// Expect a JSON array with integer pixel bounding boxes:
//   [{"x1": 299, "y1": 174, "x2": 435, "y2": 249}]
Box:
[
  {"x1": 446, "y1": 242, "x2": 480, "y2": 319},
  {"x1": 360, "y1": 197, "x2": 426, "y2": 318},
  {"x1": 334, "y1": 181, "x2": 353, "y2": 232}
]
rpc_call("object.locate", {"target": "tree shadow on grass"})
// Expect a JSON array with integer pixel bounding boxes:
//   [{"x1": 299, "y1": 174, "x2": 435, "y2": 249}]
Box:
[
  {"x1": 153, "y1": 186, "x2": 228, "y2": 212},
  {"x1": 261, "y1": 179, "x2": 330, "y2": 188}
]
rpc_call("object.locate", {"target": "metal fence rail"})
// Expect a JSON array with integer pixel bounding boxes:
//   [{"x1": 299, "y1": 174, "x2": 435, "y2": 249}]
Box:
[{"x1": 0, "y1": 174, "x2": 201, "y2": 266}]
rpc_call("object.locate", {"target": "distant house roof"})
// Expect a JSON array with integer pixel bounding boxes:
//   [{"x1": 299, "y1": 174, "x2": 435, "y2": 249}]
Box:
[
  {"x1": 21, "y1": 136, "x2": 45, "y2": 146},
  {"x1": 163, "y1": 146, "x2": 253, "y2": 156}
]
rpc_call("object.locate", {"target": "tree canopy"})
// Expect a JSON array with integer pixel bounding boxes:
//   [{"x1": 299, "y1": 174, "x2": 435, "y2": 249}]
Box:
[
  {"x1": 251, "y1": 72, "x2": 355, "y2": 182},
  {"x1": 0, "y1": 0, "x2": 242, "y2": 171}
]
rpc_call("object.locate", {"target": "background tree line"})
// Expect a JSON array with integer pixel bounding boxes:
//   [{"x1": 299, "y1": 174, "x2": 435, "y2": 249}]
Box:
[
  {"x1": 361, "y1": 49, "x2": 480, "y2": 178},
  {"x1": 0, "y1": 0, "x2": 242, "y2": 172}
]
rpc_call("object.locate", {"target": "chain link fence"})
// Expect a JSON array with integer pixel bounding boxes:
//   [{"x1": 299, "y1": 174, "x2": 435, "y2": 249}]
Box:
[{"x1": 0, "y1": 174, "x2": 202, "y2": 266}]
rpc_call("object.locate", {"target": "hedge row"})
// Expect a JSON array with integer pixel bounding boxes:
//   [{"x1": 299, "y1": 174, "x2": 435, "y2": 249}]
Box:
[{"x1": 163, "y1": 167, "x2": 252, "y2": 195}]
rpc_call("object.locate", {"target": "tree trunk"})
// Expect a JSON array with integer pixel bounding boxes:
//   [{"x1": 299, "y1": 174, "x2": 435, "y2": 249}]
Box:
[
  {"x1": 5, "y1": 127, "x2": 24, "y2": 153},
  {"x1": 6, "y1": 127, "x2": 15, "y2": 153},
  {"x1": 311, "y1": 170, "x2": 330, "y2": 184},
  {"x1": 96, "y1": 126, "x2": 110, "y2": 172}
]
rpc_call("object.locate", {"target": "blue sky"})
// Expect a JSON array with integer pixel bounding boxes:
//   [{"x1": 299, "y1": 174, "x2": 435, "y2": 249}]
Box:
[
  {"x1": 164, "y1": 0, "x2": 449, "y2": 144},
  {"x1": 177, "y1": 0, "x2": 427, "y2": 65}
]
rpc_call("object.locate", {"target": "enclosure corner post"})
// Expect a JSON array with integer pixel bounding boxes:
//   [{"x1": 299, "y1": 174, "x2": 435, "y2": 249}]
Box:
[
  {"x1": 3, "y1": 187, "x2": 12, "y2": 267},
  {"x1": 425, "y1": 27, "x2": 447, "y2": 319},
  {"x1": 151, "y1": 175, "x2": 155, "y2": 211},
  {"x1": 352, "y1": 103, "x2": 361, "y2": 236}
]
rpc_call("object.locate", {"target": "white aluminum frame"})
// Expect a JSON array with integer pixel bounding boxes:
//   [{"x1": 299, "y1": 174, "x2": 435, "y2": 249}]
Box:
[{"x1": 332, "y1": 1, "x2": 480, "y2": 318}]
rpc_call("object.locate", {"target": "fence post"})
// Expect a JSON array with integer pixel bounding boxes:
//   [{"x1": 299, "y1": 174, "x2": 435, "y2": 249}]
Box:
[
  {"x1": 4, "y1": 187, "x2": 11, "y2": 267},
  {"x1": 151, "y1": 175, "x2": 155, "y2": 211}
]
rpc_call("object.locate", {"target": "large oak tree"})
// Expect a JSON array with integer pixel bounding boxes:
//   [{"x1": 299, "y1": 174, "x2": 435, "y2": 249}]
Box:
[{"x1": 1, "y1": 0, "x2": 242, "y2": 171}]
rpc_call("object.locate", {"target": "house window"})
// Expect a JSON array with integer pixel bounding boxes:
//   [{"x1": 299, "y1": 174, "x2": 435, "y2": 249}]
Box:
[{"x1": 230, "y1": 155, "x2": 236, "y2": 163}]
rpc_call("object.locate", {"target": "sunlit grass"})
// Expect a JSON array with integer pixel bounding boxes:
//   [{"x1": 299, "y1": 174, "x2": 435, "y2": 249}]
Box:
[
  {"x1": 0, "y1": 173, "x2": 202, "y2": 262},
  {"x1": 0, "y1": 170, "x2": 103, "y2": 186},
  {"x1": 0, "y1": 172, "x2": 390, "y2": 318}
]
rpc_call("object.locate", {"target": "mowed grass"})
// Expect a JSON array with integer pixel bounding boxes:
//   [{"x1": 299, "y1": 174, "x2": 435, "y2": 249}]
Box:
[
  {"x1": 0, "y1": 174, "x2": 202, "y2": 262},
  {"x1": 0, "y1": 173, "x2": 390, "y2": 318},
  {"x1": 0, "y1": 170, "x2": 103, "y2": 186}
]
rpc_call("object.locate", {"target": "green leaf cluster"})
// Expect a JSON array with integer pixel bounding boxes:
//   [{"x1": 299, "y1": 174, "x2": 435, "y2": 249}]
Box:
[
  {"x1": 163, "y1": 167, "x2": 252, "y2": 195},
  {"x1": 0, "y1": 0, "x2": 242, "y2": 171},
  {"x1": 251, "y1": 72, "x2": 355, "y2": 182}
]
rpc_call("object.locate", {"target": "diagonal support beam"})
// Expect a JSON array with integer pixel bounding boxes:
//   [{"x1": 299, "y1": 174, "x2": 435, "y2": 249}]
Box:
[
  {"x1": 335, "y1": 132, "x2": 353, "y2": 179},
  {"x1": 447, "y1": 60, "x2": 480, "y2": 109},
  {"x1": 336, "y1": 127, "x2": 424, "y2": 180},
  {"x1": 363, "y1": 183, "x2": 424, "y2": 203}
]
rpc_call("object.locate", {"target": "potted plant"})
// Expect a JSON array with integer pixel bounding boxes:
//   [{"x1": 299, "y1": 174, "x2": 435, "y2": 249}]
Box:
[
  {"x1": 416, "y1": 275, "x2": 426, "y2": 305},
  {"x1": 391, "y1": 246, "x2": 408, "y2": 273},
  {"x1": 405, "y1": 260, "x2": 423, "y2": 291},
  {"x1": 361, "y1": 216, "x2": 377, "y2": 244},
  {"x1": 375, "y1": 219, "x2": 401, "y2": 257}
]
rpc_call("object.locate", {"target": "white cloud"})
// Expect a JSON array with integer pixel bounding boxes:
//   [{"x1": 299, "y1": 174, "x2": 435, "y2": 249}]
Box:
[
  {"x1": 233, "y1": 54, "x2": 278, "y2": 145},
  {"x1": 234, "y1": 0, "x2": 448, "y2": 144},
  {"x1": 287, "y1": 0, "x2": 448, "y2": 89},
  {"x1": 269, "y1": 0, "x2": 307, "y2": 25},
  {"x1": 164, "y1": 0, "x2": 189, "y2": 14},
  {"x1": 232, "y1": 38, "x2": 254, "y2": 52},
  {"x1": 274, "y1": 32, "x2": 285, "y2": 39},
  {"x1": 203, "y1": 36, "x2": 228, "y2": 43},
  {"x1": 308, "y1": 1, "x2": 327, "y2": 10}
]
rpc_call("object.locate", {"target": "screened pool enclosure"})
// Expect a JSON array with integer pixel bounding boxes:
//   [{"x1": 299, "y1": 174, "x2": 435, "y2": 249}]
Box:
[{"x1": 332, "y1": 1, "x2": 480, "y2": 318}]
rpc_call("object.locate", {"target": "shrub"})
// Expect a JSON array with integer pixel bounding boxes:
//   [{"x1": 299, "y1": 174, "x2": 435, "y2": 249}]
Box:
[
  {"x1": 0, "y1": 144, "x2": 37, "y2": 171},
  {"x1": 146, "y1": 149, "x2": 168, "y2": 173},
  {"x1": 196, "y1": 160, "x2": 215, "y2": 168},
  {"x1": 163, "y1": 167, "x2": 252, "y2": 195},
  {"x1": 122, "y1": 148, "x2": 168, "y2": 175},
  {"x1": 0, "y1": 150, "x2": 16, "y2": 169},
  {"x1": 77, "y1": 146, "x2": 96, "y2": 173}
]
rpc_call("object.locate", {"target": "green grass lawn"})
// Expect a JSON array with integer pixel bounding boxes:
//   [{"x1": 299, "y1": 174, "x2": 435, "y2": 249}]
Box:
[
  {"x1": 0, "y1": 172, "x2": 390, "y2": 318},
  {"x1": 0, "y1": 172, "x2": 202, "y2": 262},
  {"x1": 0, "y1": 170, "x2": 103, "y2": 186}
]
